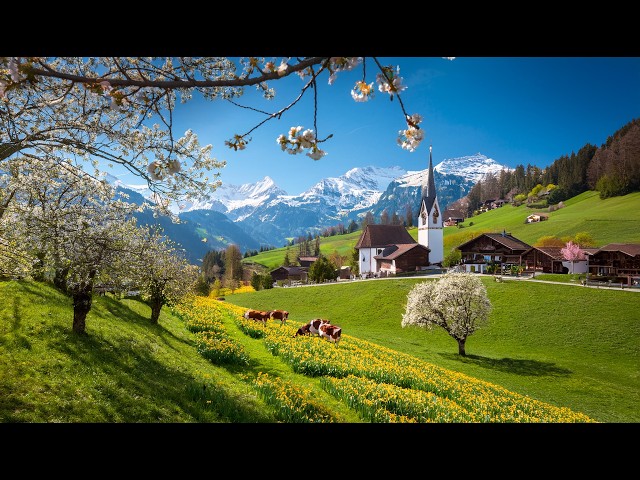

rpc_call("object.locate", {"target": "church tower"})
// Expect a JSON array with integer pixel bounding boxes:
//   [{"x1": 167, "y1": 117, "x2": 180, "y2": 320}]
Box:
[{"x1": 417, "y1": 145, "x2": 444, "y2": 265}]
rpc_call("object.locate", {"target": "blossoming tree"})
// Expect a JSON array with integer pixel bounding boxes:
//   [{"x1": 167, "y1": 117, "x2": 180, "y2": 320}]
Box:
[
  {"x1": 0, "y1": 57, "x2": 440, "y2": 212},
  {"x1": 561, "y1": 241, "x2": 586, "y2": 274},
  {"x1": 118, "y1": 224, "x2": 200, "y2": 324},
  {"x1": 401, "y1": 272, "x2": 492, "y2": 356}
]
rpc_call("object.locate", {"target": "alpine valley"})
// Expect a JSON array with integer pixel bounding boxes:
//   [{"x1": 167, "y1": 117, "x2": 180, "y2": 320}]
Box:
[{"x1": 111, "y1": 153, "x2": 509, "y2": 264}]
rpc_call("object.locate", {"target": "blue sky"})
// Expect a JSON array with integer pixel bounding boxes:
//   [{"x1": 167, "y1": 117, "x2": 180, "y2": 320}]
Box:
[{"x1": 115, "y1": 57, "x2": 640, "y2": 195}]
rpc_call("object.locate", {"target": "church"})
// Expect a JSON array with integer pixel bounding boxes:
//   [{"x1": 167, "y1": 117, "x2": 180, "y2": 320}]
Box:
[{"x1": 355, "y1": 145, "x2": 444, "y2": 276}]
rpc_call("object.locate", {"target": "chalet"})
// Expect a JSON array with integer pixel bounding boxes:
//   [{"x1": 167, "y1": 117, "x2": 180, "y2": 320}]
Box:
[
  {"x1": 457, "y1": 231, "x2": 532, "y2": 273},
  {"x1": 443, "y1": 208, "x2": 465, "y2": 227},
  {"x1": 298, "y1": 256, "x2": 318, "y2": 268},
  {"x1": 585, "y1": 243, "x2": 640, "y2": 283},
  {"x1": 270, "y1": 266, "x2": 307, "y2": 283},
  {"x1": 526, "y1": 213, "x2": 548, "y2": 223},
  {"x1": 528, "y1": 246, "x2": 588, "y2": 274}
]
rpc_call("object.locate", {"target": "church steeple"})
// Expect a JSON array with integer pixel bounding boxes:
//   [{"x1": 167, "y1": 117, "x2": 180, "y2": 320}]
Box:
[
  {"x1": 421, "y1": 144, "x2": 437, "y2": 213},
  {"x1": 418, "y1": 144, "x2": 444, "y2": 265}
]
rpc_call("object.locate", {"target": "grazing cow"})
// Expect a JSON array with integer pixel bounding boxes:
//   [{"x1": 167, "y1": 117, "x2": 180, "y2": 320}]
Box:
[
  {"x1": 293, "y1": 323, "x2": 312, "y2": 337},
  {"x1": 307, "y1": 318, "x2": 331, "y2": 336},
  {"x1": 269, "y1": 310, "x2": 289, "y2": 325},
  {"x1": 318, "y1": 324, "x2": 342, "y2": 345},
  {"x1": 244, "y1": 309, "x2": 270, "y2": 324}
]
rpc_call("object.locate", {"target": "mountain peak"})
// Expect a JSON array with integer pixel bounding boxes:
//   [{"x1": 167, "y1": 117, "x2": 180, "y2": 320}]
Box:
[{"x1": 434, "y1": 153, "x2": 510, "y2": 183}]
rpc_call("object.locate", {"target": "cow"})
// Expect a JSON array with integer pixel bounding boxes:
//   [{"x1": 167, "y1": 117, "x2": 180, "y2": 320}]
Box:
[
  {"x1": 269, "y1": 309, "x2": 289, "y2": 325},
  {"x1": 294, "y1": 318, "x2": 330, "y2": 338},
  {"x1": 307, "y1": 318, "x2": 331, "y2": 336},
  {"x1": 244, "y1": 309, "x2": 270, "y2": 324},
  {"x1": 293, "y1": 323, "x2": 312, "y2": 337},
  {"x1": 318, "y1": 323, "x2": 342, "y2": 345}
]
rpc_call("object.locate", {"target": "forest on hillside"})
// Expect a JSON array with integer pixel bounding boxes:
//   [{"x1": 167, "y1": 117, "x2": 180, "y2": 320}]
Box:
[{"x1": 451, "y1": 118, "x2": 640, "y2": 216}]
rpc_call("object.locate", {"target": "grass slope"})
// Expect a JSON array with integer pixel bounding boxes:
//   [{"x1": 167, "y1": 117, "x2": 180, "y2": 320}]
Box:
[
  {"x1": 2, "y1": 276, "x2": 639, "y2": 423},
  {"x1": 0, "y1": 280, "x2": 361, "y2": 423},
  {"x1": 224, "y1": 276, "x2": 640, "y2": 423}
]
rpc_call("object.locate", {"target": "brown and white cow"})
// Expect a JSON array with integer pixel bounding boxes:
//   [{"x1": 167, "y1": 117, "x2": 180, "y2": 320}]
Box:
[
  {"x1": 244, "y1": 309, "x2": 270, "y2": 324},
  {"x1": 318, "y1": 323, "x2": 342, "y2": 345},
  {"x1": 269, "y1": 310, "x2": 289, "y2": 325},
  {"x1": 294, "y1": 318, "x2": 330, "y2": 338},
  {"x1": 307, "y1": 318, "x2": 331, "y2": 336},
  {"x1": 293, "y1": 323, "x2": 311, "y2": 337}
]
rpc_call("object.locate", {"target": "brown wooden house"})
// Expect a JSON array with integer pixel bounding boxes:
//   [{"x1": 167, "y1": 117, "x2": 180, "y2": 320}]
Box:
[
  {"x1": 457, "y1": 231, "x2": 532, "y2": 273},
  {"x1": 375, "y1": 243, "x2": 430, "y2": 275},
  {"x1": 586, "y1": 243, "x2": 640, "y2": 283},
  {"x1": 298, "y1": 256, "x2": 318, "y2": 268},
  {"x1": 270, "y1": 266, "x2": 306, "y2": 283}
]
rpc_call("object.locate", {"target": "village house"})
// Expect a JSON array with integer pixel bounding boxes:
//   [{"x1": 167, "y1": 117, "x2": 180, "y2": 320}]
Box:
[{"x1": 457, "y1": 231, "x2": 532, "y2": 274}]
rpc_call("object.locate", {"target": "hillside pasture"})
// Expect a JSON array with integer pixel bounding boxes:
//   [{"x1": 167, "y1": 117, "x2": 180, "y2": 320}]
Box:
[{"x1": 224, "y1": 276, "x2": 640, "y2": 423}]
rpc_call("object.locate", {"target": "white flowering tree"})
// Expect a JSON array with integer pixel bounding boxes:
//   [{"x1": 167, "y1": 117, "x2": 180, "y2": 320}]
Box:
[
  {"x1": 4, "y1": 158, "x2": 142, "y2": 333},
  {"x1": 401, "y1": 272, "x2": 492, "y2": 356},
  {"x1": 120, "y1": 225, "x2": 199, "y2": 324},
  {"x1": 0, "y1": 57, "x2": 438, "y2": 211}
]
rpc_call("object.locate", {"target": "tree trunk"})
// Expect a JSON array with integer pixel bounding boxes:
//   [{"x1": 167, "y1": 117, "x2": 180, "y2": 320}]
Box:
[
  {"x1": 150, "y1": 298, "x2": 163, "y2": 324},
  {"x1": 53, "y1": 267, "x2": 70, "y2": 294},
  {"x1": 72, "y1": 288, "x2": 92, "y2": 334},
  {"x1": 457, "y1": 338, "x2": 466, "y2": 356}
]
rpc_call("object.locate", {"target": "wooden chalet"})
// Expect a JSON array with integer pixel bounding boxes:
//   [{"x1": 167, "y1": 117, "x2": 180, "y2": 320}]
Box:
[
  {"x1": 527, "y1": 246, "x2": 587, "y2": 274},
  {"x1": 270, "y1": 266, "x2": 306, "y2": 283},
  {"x1": 457, "y1": 231, "x2": 532, "y2": 273},
  {"x1": 298, "y1": 256, "x2": 318, "y2": 268},
  {"x1": 585, "y1": 243, "x2": 640, "y2": 284}
]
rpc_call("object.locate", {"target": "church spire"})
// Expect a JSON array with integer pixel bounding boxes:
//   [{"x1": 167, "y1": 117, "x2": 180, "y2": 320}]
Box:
[
  {"x1": 421, "y1": 144, "x2": 437, "y2": 209},
  {"x1": 427, "y1": 144, "x2": 436, "y2": 201}
]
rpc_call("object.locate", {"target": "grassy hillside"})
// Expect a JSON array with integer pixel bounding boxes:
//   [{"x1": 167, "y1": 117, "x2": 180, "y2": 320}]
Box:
[
  {"x1": 0, "y1": 280, "x2": 361, "y2": 423},
  {"x1": 3, "y1": 276, "x2": 637, "y2": 423},
  {"x1": 224, "y1": 277, "x2": 640, "y2": 423},
  {"x1": 244, "y1": 190, "x2": 640, "y2": 270}
]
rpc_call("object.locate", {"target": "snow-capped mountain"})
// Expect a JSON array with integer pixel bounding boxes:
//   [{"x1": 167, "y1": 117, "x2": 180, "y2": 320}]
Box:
[
  {"x1": 434, "y1": 153, "x2": 508, "y2": 183},
  {"x1": 107, "y1": 154, "x2": 509, "y2": 254},
  {"x1": 368, "y1": 154, "x2": 511, "y2": 221}
]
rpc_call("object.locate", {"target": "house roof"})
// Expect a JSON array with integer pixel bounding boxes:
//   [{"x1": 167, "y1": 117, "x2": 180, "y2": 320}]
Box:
[
  {"x1": 596, "y1": 243, "x2": 640, "y2": 257},
  {"x1": 270, "y1": 266, "x2": 304, "y2": 275},
  {"x1": 298, "y1": 256, "x2": 318, "y2": 262},
  {"x1": 532, "y1": 246, "x2": 566, "y2": 261},
  {"x1": 355, "y1": 224, "x2": 415, "y2": 249},
  {"x1": 457, "y1": 232, "x2": 532, "y2": 252},
  {"x1": 374, "y1": 243, "x2": 429, "y2": 260}
]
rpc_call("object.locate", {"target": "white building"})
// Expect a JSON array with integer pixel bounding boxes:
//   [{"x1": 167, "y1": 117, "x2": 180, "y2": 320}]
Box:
[{"x1": 417, "y1": 145, "x2": 444, "y2": 265}]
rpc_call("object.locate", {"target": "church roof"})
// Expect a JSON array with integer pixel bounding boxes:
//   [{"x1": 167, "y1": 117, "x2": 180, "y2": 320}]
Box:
[
  {"x1": 355, "y1": 224, "x2": 415, "y2": 249},
  {"x1": 374, "y1": 243, "x2": 430, "y2": 260}
]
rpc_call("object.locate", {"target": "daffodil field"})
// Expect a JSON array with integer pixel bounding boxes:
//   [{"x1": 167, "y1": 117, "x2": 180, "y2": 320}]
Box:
[{"x1": 173, "y1": 296, "x2": 596, "y2": 423}]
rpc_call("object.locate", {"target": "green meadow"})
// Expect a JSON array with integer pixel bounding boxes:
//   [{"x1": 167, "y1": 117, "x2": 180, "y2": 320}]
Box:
[
  {"x1": 2, "y1": 190, "x2": 640, "y2": 423},
  {"x1": 245, "y1": 191, "x2": 640, "y2": 270},
  {"x1": 2, "y1": 276, "x2": 638, "y2": 423},
  {"x1": 224, "y1": 277, "x2": 640, "y2": 423}
]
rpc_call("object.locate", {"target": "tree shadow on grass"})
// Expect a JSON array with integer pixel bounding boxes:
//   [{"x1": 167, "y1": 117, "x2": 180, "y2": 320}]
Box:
[{"x1": 439, "y1": 353, "x2": 573, "y2": 377}]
